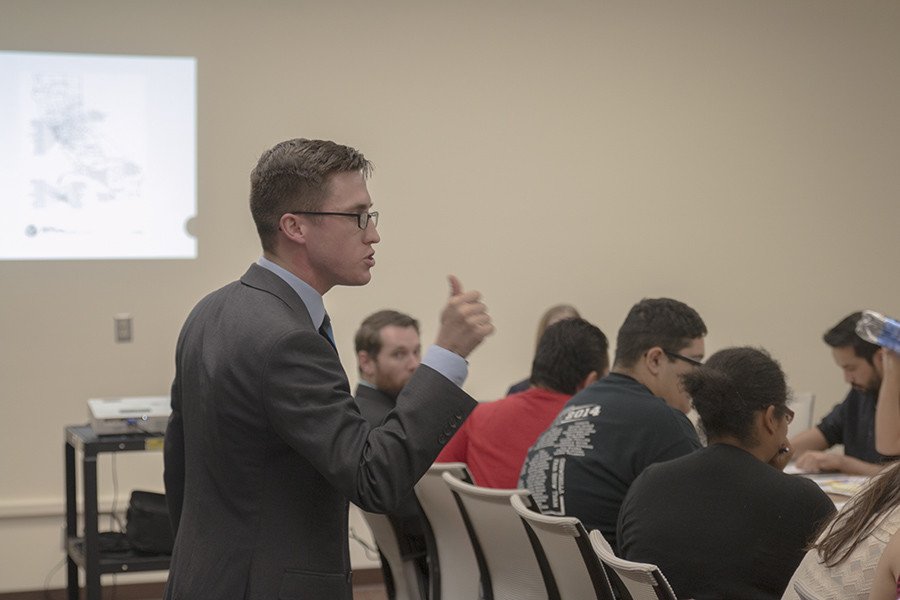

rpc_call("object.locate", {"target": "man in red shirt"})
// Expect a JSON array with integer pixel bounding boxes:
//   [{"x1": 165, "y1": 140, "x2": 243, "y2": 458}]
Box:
[{"x1": 436, "y1": 317, "x2": 609, "y2": 488}]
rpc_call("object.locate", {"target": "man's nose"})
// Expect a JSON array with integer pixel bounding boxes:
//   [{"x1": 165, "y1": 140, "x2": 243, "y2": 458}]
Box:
[{"x1": 364, "y1": 222, "x2": 380, "y2": 243}]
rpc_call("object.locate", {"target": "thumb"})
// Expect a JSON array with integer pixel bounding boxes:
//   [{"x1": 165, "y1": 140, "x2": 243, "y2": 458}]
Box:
[{"x1": 448, "y1": 274, "x2": 462, "y2": 297}]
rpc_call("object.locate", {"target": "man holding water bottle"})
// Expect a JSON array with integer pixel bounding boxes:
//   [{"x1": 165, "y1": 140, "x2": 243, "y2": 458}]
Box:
[{"x1": 790, "y1": 311, "x2": 895, "y2": 475}]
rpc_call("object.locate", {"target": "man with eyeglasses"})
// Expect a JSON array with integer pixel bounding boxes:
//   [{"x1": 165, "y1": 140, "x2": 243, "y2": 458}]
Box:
[
  {"x1": 519, "y1": 297, "x2": 706, "y2": 553},
  {"x1": 163, "y1": 138, "x2": 493, "y2": 600}
]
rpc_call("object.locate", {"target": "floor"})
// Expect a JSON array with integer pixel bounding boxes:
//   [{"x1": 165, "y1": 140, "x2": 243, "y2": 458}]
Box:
[
  {"x1": 13, "y1": 577, "x2": 391, "y2": 600},
  {"x1": 354, "y1": 584, "x2": 389, "y2": 600}
]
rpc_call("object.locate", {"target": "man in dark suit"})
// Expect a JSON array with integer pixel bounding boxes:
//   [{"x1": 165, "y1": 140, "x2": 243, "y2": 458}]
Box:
[
  {"x1": 353, "y1": 310, "x2": 429, "y2": 592},
  {"x1": 163, "y1": 138, "x2": 493, "y2": 600}
]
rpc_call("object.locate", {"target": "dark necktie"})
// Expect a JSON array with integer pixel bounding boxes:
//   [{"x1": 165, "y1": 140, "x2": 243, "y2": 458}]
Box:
[{"x1": 319, "y1": 312, "x2": 336, "y2": 350}]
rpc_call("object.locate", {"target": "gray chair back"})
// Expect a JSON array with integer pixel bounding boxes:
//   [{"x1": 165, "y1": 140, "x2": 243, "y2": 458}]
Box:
[
  {"x1": 443, "y1": 472, "x2": 550, "y2": 600},
  {"x1": 588, "y1": 530, "x2": 677, "y2": 600},
  {"x1": 414, "y1": 463, "x2": 481, "y2": 600},
  {"x1": 510, "y1": 494, "x2": 615, "y2": 600}
]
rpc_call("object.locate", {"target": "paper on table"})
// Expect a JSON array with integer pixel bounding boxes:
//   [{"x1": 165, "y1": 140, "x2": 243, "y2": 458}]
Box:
[{"x1": 801, "y1": 473, "x2": 869, "y2": 497}]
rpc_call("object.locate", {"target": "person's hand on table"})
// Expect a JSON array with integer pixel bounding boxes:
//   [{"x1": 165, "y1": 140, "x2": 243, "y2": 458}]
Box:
[{"x1": 793, "y1": 450, "x2": 844, "y2": 473}]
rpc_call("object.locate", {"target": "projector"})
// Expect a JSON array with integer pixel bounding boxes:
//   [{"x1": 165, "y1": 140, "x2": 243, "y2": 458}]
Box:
[{"x1": 88, "y1": 396, "x2": 171, "y2": 436}]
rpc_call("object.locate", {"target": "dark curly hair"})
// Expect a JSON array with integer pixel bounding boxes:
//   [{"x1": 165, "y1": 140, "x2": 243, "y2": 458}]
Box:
[
  {"x1": 682, "y1": 347, "x2": 789, "y2": 446},
  {"x1": 613, "y1": 298, "x2": 706, "y2": 369},
  {"x1": 529, "y1": 318, "x2": 609, "y2": 395}
]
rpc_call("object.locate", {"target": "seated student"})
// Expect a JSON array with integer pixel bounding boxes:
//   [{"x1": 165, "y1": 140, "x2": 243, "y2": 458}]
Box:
[
  {"x1": 617, "y1": 347, "x2": 836, "y2": 600},
  {"x1": 436, "y1": 317, "x2": 608, "y2": 488},
  {"x1": 791, "y1": 312, "x2": 893, "y2": 475},
  {"x1": 506, "y1": 304, "x2": 580, "y2": 395},
  {"x1": 875, "y1": 350, "x2": 900, "y2": 456},
  {"x1": 352, "y1": 310, "x2": 429, "y2": 591},
  {"x1": 782, "y1": 460, "x2": 900, "y2": 600},
  {"x1": 519, "y1": 297, "x2": 706, "y2": 552},
  {"x1": 869, "y1": 530, "x2": 900, "y2": 600}
]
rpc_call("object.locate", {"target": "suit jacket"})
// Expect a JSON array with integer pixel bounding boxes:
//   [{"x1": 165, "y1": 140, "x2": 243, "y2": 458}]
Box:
[
  {"x1": 354, "y1": 384, "x2": 428, "y2": 542},
  {"x1": 354, "y1": 383, "x2": 397, "y2": 428},
  {"x1": 164, "y1": 264, "x2": 475, "y2": 600}
]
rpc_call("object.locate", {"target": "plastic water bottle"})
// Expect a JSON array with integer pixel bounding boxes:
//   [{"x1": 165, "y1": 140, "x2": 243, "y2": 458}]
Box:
[{"x1": 856, "y1": 310, "x2": 900, "y2": 353}]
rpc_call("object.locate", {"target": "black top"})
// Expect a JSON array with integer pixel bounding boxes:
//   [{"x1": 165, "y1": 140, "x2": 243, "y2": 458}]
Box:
[
  {"x1": 506, "y1": 378, "x2": 530, "y2": 396},
  {"x1": 818, "y1": 388, "x2": 894, "y2": 464},
  {"x1": 518, "y1": 372, "x2": 701, "y2": 551},
  {"x1": 617, "y1": 444, "x2": 836, "y2": 600}
]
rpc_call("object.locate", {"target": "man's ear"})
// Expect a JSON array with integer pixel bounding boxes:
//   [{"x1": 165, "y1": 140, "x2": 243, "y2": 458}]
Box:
[
  {"x1": 645, "y1": 347, "x2": 666, "y2": 376},
  {"x1": 874, "y1": 347, "x2": 885, "y2": 377},
  {"x1": 278, "y1": 213, "x2": 307, "y2": 244},
  {"x1": 575, "y1": 370, "x2": 600, "y2": 392},
  {"x1": 357, "y1": 350, "x2": 376, "y2": 379}
]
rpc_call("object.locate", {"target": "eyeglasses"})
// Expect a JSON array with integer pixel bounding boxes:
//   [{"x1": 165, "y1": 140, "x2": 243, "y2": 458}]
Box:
[
  {"x1": 290, "y1": 211, "x2": 379, "y2": 230},
  {"x1": 663, "y1": 350, "x2": 703, "y2": 367},
  {"x1": 778, "y1": 406, "x2": 795, "y2": 424}
]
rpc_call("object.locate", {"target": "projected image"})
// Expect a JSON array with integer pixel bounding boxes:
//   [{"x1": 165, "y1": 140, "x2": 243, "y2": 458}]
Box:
[{"x1": 0, "y1": 51, "x2": 197, "y2": 260}]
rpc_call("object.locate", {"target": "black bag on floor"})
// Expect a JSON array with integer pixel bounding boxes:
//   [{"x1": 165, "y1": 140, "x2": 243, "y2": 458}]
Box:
[{"x1": 125, "y1": 490, "x2": 175, "y2": 554}]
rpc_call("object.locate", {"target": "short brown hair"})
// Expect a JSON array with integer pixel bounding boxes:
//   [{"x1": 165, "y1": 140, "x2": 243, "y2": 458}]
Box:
[
  {"x1": 249, "y1": 138, "x2": 373, "y2": 252},
  {"x1": 354, "y1": 310, "x2": 420, "y2": 362}
]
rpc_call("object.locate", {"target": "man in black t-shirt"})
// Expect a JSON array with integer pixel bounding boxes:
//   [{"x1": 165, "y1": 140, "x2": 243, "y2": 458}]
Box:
[
  {"x1": 518, "y1": 297, "x2": 706, "y2": 552},
  {"x1": 791, "y1": 312, "x2": 893, "y2": 476}
]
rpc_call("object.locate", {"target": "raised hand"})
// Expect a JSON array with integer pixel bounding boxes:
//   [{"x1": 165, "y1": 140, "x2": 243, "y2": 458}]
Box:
[{"x1": 434, "y1": 275, "x2": 494, "y2": 359}]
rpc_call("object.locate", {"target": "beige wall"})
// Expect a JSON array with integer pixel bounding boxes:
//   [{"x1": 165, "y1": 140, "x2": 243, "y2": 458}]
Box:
[{"x1": 2, "y1": 0, "x2": 899, "y2": 592}]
